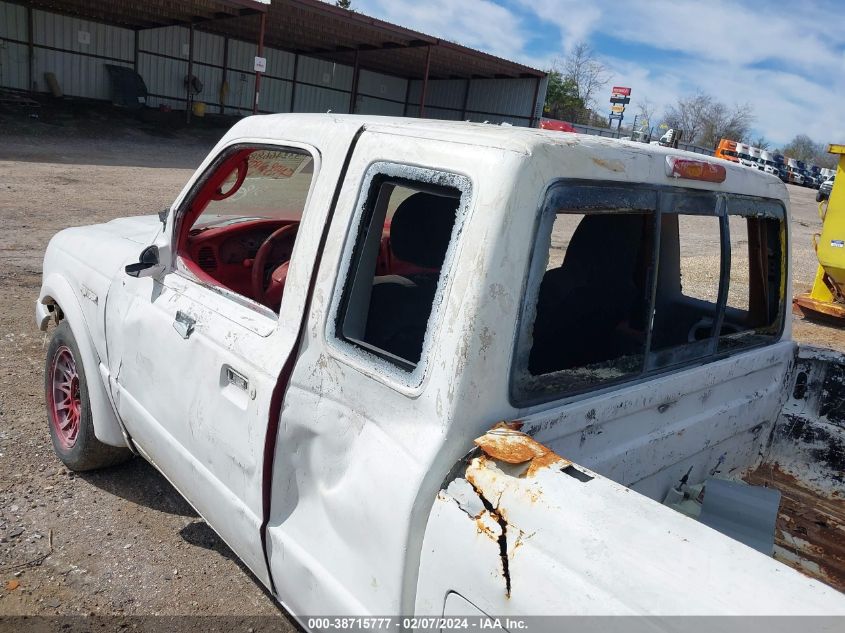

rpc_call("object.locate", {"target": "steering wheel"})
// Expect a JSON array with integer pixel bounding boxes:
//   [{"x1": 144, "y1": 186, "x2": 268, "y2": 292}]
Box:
[{"x1": 251, "y1": 224, "x2": 298, "y2": 309}]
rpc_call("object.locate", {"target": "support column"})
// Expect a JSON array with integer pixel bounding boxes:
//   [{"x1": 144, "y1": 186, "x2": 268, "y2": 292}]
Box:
[
  {"x1": 348, "y1": 49, "x2": 360, "y2": 114},
  {"x1": 402, "y1": 78, "x2": 410, "y2": 116},
  {"x1": 220, "y1": 35, "x2": 229, "y2": 114},
  {"x1": 27, "y1": 5, "x2": 34, "y2": 92},
  {"x1": 460, "y1": 78, "x2": 470, "y2": 120},
  {"x1": 289, "y1": 53, "x2": 298, "y2": 113},
  {"x1": 253, "y1": 12, "x2": 266, "y2": 115},
  {"x1": 133, "y1": 29, "x2": 139, "y2": 74},
  {"x1": 419, "y1": 45, "x2": 432, "y2": 118},
  {"x1": 529, "y1": 76, "x2": 541, "y2": 127},
  {"x1": 186, "y1": 22, "x2": 194, "y2": 124}
]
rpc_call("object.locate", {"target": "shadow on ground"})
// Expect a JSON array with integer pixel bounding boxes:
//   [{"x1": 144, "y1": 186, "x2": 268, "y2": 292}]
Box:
[
  {"x1": 81, "y1": 457, "x2": 280, "y2": 606},
  {"x1": 80, "y1": 457, "x2": 197, "y2": 518}
]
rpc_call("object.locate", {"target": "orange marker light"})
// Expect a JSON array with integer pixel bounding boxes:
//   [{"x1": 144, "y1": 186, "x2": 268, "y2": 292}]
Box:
[{"x1": 665, "y1": 156, "x2": 727, "y2": 183}]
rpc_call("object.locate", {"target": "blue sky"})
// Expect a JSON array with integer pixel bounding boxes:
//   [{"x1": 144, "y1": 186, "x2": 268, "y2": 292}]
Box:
[{"x1": 349, "y1": 0, "x2": 845, "y2": 147}]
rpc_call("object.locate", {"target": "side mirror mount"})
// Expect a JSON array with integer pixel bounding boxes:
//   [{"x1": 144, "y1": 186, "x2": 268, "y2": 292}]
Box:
[{"x1": 125, "y1": 245, "x2": 161, "y2": 278}]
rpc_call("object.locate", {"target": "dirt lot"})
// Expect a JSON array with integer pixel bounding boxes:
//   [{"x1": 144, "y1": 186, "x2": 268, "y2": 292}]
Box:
[
  {"x1": 0, "y1": 106, "x2": 843, "y2": 621},
  {"x1": 0, "y1": 109, "x2": 292, "y2": 625}
]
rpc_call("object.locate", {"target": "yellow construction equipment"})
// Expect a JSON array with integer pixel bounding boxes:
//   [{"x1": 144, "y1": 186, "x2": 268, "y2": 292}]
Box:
[{"x1": 794, "y1": 144, "x2": 845, "y2": 320}]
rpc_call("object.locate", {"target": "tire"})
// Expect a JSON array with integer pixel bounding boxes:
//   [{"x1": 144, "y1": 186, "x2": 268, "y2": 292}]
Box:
[
  {"x1": 816, "y1": 193, "x2": 823, "y2": 202},
  {"x1": 45, "y1": 321, "x2": 131, "y2": 471}
]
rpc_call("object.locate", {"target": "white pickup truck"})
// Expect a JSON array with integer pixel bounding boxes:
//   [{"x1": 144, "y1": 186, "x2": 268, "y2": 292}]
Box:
[{"x1": 36, "y1": 115, "x2": 845, "y2": 625}]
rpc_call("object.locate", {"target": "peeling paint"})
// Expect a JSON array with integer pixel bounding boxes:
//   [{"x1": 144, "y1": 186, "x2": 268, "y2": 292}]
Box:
[{"x1": 591, "y1": 157, "x2": 626, "y2": 172}]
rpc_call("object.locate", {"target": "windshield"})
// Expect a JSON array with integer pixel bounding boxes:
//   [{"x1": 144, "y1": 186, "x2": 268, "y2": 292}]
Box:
[{"x1": 193, "y1": 150, "x2": 314, "y2": 230}]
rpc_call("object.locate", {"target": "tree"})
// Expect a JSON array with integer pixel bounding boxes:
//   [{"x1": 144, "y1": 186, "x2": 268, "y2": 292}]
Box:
[
  {"x1": 781, "y1": 134, "x2": 836, "y2": 168},
  {"x1": 753, "y1": 136, "x2": 770, "y2": 151},
  {"x1": 698, "y1": 101, "x2": 754, "y2": 149},
  {"x1": 663, "y1": 91, "x2": 754, "y2": 147},
  {"x1": 545, "y1": 43, "x2": 609, "y2": 124},
  {"x1": 782, "y1": 134, "x2": 821, "y2": 162},
  {"x1": 543, "y1": 70, "x2": 584, "y2": 121},
  {"x1": 635, "y1": 97, "x2": 657, "y2": 130},
  {"x1": 336, "y1": 0, "x2": 352, "y2": 8},
  {"x1": 663, "y1": 91, "x2": 713, "y2": 146},
  {"x1": 562, "y1": 42, "x2": 609, "y2": 112}
]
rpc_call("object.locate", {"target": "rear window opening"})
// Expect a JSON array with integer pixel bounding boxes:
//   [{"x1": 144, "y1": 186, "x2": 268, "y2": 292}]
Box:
[{"x1": 513, "y1": 183, "x2": 785, "y2": 405}]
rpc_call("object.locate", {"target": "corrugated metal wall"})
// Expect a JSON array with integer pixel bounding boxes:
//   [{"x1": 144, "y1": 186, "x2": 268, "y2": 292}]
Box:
[
  {"x1": 0, "y1": 0, "x2": 546, "y2": 126},
  {"x1": 0, "y1": 1, "x2": 28, "y2": 90},
  {"x1": 407, "y1": 76, "x2": 540, "y2": 125},
  {"x1": 2, "y1": 6, "x2": 136, "y2": 100}
]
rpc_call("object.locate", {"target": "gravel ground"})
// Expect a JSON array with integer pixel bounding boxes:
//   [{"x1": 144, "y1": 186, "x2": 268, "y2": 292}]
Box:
[
  {"x1": 0, "y1": 111, "x2": 292, "y2": 625},
  {"x1": 0, "y1": 107, "x2": 842, "y2": 621}
]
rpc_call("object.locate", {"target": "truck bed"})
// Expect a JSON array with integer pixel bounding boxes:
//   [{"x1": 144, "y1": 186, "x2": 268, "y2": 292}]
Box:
[
  {"x1": 745, "y1": 463, "x2": 844, "y2": 592},
  {"x1": 743, "y1": 345, "x2": 845, "y2": 592}
]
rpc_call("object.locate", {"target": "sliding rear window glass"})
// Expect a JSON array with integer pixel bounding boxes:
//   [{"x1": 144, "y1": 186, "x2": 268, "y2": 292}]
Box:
[{"x1": 512, "y1": 183, "x2": 785, "y2": 406}]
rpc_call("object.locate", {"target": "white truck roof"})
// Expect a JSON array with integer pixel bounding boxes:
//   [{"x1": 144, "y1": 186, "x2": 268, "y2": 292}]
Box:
[{"x1": 221, "y1": 114, "x2": 789, "y2": 204}]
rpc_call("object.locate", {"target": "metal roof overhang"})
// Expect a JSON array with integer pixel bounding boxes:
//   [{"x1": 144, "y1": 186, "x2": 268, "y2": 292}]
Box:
[
  {"x1": 22, "y1": 0, "x2": 543, "y2": 80},
  {"x1": 24, "y1": 0, "x2": 268, "y2": 29}
]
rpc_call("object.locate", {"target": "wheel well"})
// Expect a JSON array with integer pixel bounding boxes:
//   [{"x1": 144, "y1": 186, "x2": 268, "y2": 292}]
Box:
[{"x1": 41, "y1": 296, "x2": 65, "y2": 323}]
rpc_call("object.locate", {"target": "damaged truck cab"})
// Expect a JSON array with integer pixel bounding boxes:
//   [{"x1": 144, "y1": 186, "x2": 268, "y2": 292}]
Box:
[{"x1": 37, "y1": 115, "x2": 845, "y2": 624}]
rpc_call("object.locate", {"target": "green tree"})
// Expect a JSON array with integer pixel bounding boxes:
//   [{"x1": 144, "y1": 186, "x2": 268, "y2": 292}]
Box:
[{"x1": 543, "y1": 70, "x2": 584, "y2": 122}]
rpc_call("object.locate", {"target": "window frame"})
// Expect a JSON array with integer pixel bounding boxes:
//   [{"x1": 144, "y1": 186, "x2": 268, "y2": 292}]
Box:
[
  {"x1": 326, "y1": 161, "x2": 473, "y2": 390},
  {"x1": 510, "y1": 179, "x2": 787, "y2": 408},
  {"x1": 169, "y1": 141, "x2": 321, "y2": 320}
]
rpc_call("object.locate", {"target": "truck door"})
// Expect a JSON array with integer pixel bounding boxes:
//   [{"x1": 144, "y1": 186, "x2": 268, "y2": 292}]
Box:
[{"x1": 103, "y1": 133, "x2": 353, "y2": 588}]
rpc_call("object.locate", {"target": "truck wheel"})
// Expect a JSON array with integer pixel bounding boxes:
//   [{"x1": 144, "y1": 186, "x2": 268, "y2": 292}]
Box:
[{"x1": 45, "y1": 321, "x2": 131, "y2": 471}]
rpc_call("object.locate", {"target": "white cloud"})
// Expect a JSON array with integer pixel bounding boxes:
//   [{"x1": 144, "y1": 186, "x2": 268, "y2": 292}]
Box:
[
  {"x1": 352, "y1": 0, "x2": 532, "y2": 61},
  {"x1": 346, "y1": 0, "x2": 845, "y2": 145}
]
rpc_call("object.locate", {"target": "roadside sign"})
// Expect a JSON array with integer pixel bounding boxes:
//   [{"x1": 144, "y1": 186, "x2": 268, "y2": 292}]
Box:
[
  {"x1": 611, "y1": 104, "x2": 625, "y2": 114},
  {"x1": 254, "y1": 56, "x2": 267, "y2": 73},
  {"x1": 610, "y1": 96, "x2": 630, "y2": 105},
  {"x1": 611, "y1": 86, "x2": 631, "y2": 97}
]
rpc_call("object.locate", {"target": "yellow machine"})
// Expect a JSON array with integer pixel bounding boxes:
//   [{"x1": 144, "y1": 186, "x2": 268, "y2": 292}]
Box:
[{"x1": 794, "y1": 144, "x2": 845, "y2": 320}]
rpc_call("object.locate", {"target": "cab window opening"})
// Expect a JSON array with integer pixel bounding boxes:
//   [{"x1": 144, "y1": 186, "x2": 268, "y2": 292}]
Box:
[{"x1": 513, "y1": 183, "x2": 786, "y2": 405}]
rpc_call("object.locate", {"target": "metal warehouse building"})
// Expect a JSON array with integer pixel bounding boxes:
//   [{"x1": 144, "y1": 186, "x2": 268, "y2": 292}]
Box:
[{"x1": 0, "y1": 0, "x2": 547, "y2": 126}]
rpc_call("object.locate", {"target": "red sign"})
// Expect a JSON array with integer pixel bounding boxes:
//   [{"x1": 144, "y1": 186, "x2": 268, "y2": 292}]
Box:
[{"x1": 611, "y1": 86, "x2": 631, "y2": 96}]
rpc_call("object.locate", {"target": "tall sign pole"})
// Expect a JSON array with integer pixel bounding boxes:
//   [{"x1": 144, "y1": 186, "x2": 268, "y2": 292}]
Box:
[{"x1": 609, "y1": 86, "x2": 631, "y2": 134}]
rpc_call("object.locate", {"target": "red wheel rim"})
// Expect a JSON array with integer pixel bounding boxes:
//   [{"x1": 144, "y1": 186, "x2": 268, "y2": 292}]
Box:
[{"x1": 48, "y1": 345, "x2": 81, "y2": 449}]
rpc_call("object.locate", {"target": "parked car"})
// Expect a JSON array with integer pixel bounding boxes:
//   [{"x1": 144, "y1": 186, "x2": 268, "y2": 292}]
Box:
[
  {"x1": 818, "y1": 175, "x2": 836, "y2": 202},
  {"x1": 36, "y1": 115, "x2": 845, "y2": 625}
]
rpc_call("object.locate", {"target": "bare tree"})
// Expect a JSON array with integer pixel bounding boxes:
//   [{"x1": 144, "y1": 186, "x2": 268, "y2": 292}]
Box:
[
  {"x1": 699, "y1": 101, "x2": 754, "y2": 148},
  {"x1": 753, "y1": 136, "x2": 770, "y2": 150},
  {"x1": 562, "y1": 42, "x2": 610, "y2": 113},
  {"x1": 781, "y1": 134, "x2": 836, "y2": 167},
  {"x1": 635, "y1": 97, "x2": 657, "y2": 130},
  {"x1": 664, "y1": 91, "x2": 754, "y2": 147},
  {"x1": 663, "y1": 91, "x2": 713, "y2": 146}
]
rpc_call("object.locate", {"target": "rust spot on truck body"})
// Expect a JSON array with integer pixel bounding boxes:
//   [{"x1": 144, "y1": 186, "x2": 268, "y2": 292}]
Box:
[
  {"x1": 745, "y1": 463, "x2": 845, "y2": 593},
  {"x1": 474, "y1": 421, "x2": 571, "y2": 476}
]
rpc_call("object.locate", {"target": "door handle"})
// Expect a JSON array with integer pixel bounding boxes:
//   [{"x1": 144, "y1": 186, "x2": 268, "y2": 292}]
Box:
[{"x1": 173, "y1": 310, "x2": 196, "y2": 339}]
